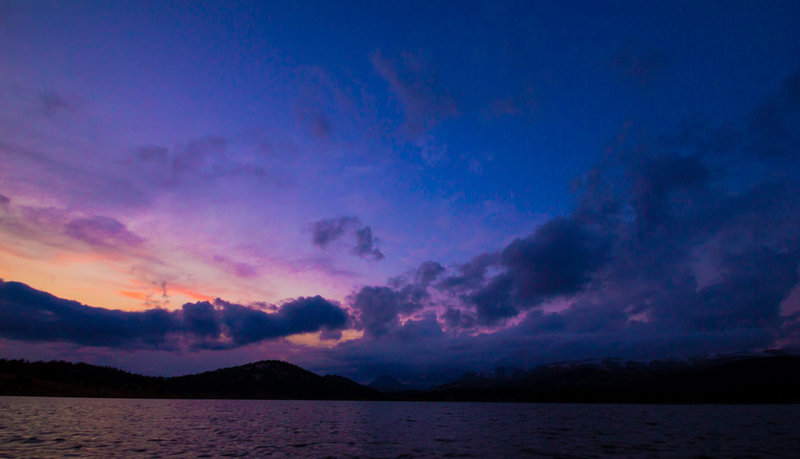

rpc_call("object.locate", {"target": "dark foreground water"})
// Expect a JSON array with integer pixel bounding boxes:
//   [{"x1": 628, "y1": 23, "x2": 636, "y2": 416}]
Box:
[{"x1": 2, "y1": 397, "x2": 800, "y2": 458}]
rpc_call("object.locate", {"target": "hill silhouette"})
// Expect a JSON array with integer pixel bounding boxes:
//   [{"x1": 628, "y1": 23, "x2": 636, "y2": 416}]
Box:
[
  {"x1": 0, "y1": 359, "x2": 376, "y2": 400},
  {"x1": 2, "y1": 353, "x2": 800, "y2": 403}
]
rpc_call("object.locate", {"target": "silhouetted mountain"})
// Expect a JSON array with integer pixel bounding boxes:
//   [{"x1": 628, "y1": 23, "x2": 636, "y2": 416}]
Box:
[
  {"x1": 368, "y1": 375, "x2": 413, "y2": 392},
  {"x1": 3, "y1": 353, "x2": 800, "y2": 402},
  {"x1": 417, "y1": 352, "x2": 800, "y2": 403},
  {"x1": 0, "y1": 359, "x2": 169, "y2": 398},
  {"x1": 167, "y1": 360, "x2": 377, "y2": 400},
  {"x1": 0, "y1": 359, "x2": 376, "y2": 400}
]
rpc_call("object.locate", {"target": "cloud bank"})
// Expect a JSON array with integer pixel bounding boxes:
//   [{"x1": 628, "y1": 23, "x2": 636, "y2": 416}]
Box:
[{"x1": 0, "y1": 280, "x2": 348, "y2": 350}]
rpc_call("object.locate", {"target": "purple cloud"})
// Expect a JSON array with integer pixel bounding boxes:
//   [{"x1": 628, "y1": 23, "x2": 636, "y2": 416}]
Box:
[
  {"x1": 64, "y1": 216, "x2": 145, "y2": 249},
  {"x1": 353, "y1": 226, "x2": 384, "y2": 261},
  {"x1": 212, "y1": 255, "x2": 258, "y2": 279},
  {"x1": 311, "y1": 216, "x2": 360, "y2": 248}
]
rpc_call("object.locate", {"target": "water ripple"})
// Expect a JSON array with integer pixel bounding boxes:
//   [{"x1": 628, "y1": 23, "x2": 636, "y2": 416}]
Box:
[{"x1": 1, "y1": 397, "x2": 800, "y2": 457}]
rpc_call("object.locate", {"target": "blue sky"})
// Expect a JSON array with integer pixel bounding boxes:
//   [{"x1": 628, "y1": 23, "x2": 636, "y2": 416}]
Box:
[{"x1": 1, "y1": 1, "x2": 800, "y2": 382}]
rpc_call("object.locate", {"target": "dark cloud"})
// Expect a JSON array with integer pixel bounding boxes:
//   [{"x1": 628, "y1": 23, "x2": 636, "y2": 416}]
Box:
[
  {"x1": 311, "y1": 216, "x2": 359, "y2": 248},
  {"x1": 658, "y1": 70, "x2": 800, "y2": 164},
  {"x1": 350, "y1": 286, "x2": 413, "y2": 338},
  {"x1": 0, "y1": 280, "x2": 349, "y2": 350},
  {"x1": 353, "y1": 226, "x2": 384, "y2": 261},
  {"x1": 0, "y1": 193, "x2": 9, "y2": 206},
  {"x1": 64, "y1": 216, "x2": 145, "y2": 248},
  {"x1": 691, "y1": 249, "x2": 799, "y2": 332},
  {"x1": 630, "y1": 154, "x2": 711, "y2": 230},
  {"x1": 0, "y1": 280, "x2": 178, "y2": 349},
  {"x1": 338, "y1": 69, "x2": 800, "y2": 377},
  {"x1": 350, "y1": 261, "x2": 444, "y2": 337},
  {"x1": 437, "y1": 253, "x2": 499, "y2": 293},
  {"x1": 413, "y1": 261, "x2": 446, "y2": 286},
  {"x1": 499, "y1": 217, "x2": 609, "y2": 303},
  {"x1": 310, "y1": 216, "x2": 384, "y2": 261},
  {"x1": 432, "y1": 217, "x2": 610, "y2": 326},
  {"x1": 191, "y1": 296, "x2": 348, "y2": 350}
]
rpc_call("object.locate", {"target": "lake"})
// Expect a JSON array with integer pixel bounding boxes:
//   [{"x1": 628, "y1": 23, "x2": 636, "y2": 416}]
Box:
[{"x1": 1, "y1": 397, "x2": 799, "y2": 457}]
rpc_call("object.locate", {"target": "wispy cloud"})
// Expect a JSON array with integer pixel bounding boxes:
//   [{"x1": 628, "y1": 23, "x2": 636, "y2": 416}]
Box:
[{"x1": 371, "y1": 50, "x2": 458, "y2": 137}]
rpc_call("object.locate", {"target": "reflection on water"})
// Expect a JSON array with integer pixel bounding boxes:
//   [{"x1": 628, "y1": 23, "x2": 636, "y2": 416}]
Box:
[{"x1": 1, "y1": 396, "x2": 799, "y2": 457}]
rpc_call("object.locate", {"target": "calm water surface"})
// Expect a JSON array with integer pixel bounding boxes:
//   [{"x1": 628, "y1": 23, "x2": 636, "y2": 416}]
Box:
[{"x1": 1, "y1": 396, "x2": 799, "y2": 457}]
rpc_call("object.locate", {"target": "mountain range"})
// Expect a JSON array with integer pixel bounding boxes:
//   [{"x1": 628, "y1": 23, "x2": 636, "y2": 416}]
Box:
[{"x1": 2, "y1": 352, "x2": 800, "y2": 403}]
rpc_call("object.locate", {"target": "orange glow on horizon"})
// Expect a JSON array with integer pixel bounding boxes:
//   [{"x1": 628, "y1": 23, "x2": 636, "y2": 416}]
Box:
[
  {"x1": 170, "y1": 286, "x2": 214, "y2": 302},
  {"x1": 119, "y1": 290, "x2": 149, "y2": 301}
]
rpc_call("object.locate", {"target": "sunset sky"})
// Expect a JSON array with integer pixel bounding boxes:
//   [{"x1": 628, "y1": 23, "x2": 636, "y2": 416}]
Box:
[{"x1": 2, "y1": 1, "x2": 800, "y2": 383}]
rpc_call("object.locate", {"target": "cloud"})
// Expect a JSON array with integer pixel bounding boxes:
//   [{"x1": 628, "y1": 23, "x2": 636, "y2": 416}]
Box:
[
  {"x1": 349, "y1": 261, "x2": 444, "y2": 337},
  {"x1": 211, "y1": 255, "x2": 258, "y2": 279},
  {"x1": 311, "y1": 216, "x2": 360, "y2": 248},
  {"x1": 0, "y1": 280, "x2": 178, "y2": 349},
  {"x1": 64, "y1": 216, "x2": 145, "y2": 249},
  {"x1": 498, "y1": 217, "x2": 609, "y2": 303},
  {"x1": 0, "y1": 201, "x2": 148, "y2": 260},
  {"x1": 0, "y1": 140, "x2": 150, "y2": 210},
  {"x1": 188, "y1": 296, "x2": 349, "y2": 349},
  {"x1": 353, "y1": 226, "x2": 384, "y2": 261},
  {"x1": 337, "y1": 69, "x2": 800, "y2": 378},
  {"x1": 426, "y1": 217, "x2": 610, "y2": 326},
  {"x1": 349, "y1": 286, "x2": 409, "y2": 338},
  {"x1": 290, "y1": 64, "x2": 378, "y2": 144},
  {"x1": 127, "y1": 136, "x2": 269, "y2": 190},
  {"x1": 371, "y1": 50, "x2": 457, "y2": 137},
  {"x1": 437, "y1": 253, "x2": 499, "y2": 293},
  {"x1": 629, "y1": 154, "x2": 711, "y2": 230},
  {"x1": 0, "y1": 280, "x2": 349, "y2": 350},
  {"x1": 310, "y1": 216, "x2": 384, "y2": 261}
]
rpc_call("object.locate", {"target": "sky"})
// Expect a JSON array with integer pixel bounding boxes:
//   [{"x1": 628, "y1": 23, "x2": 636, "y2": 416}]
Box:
[{"x1": 1, "y1": 0, "x2": 800, "y2": 383}]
